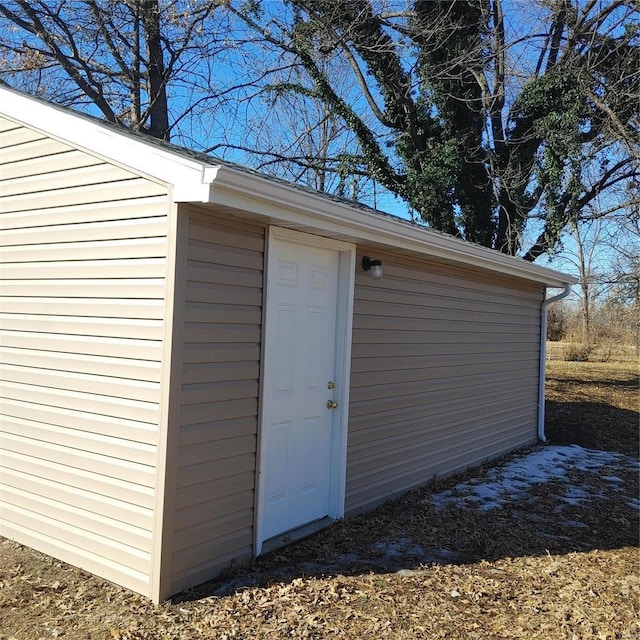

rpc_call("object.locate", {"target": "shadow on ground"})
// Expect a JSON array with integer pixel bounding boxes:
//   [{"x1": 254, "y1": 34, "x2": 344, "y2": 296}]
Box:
[
  {"x1": 173, "y1": 362, "x2": 640, "y2": 605},
  {"x1": 546, "y1": 399, "x2": 639, "y2": 457},
  {"x1": 174, "y1": 434, "x2": 639, "y2": 603},
  {"x1": 546, "y1": 375, "x2": 640, "y2": 389}
]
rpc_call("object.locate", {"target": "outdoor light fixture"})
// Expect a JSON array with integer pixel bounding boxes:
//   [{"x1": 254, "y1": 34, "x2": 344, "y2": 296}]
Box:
[{"x1": 362, "y1": 256, "x2": 383, "y2": 279}]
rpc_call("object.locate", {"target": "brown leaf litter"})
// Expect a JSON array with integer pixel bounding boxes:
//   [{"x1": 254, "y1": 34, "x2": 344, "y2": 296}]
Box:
[{"x1": 0, "y1": 361, "x2": 638, "y2": 639}]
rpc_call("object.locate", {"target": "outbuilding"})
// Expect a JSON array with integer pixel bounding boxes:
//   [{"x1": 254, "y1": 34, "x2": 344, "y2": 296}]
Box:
[{"x1": 0, "y1": 86, "x2": 575, "y2": 602}]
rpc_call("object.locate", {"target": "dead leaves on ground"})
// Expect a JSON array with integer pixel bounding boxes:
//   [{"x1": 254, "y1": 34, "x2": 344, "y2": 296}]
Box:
[{"x1": 1, "y1": 361, "x2": 638, "y2": 639}]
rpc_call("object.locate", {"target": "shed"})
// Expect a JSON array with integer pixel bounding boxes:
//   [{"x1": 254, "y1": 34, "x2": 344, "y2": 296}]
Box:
[{"x1": 0, "y1": 86, "x2": 576, "y2": 602}]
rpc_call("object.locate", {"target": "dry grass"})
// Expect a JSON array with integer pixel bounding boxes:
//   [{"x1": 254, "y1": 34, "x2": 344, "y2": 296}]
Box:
[
  {"x1": 1, "y1": 361, "x2": 638, "y2": 640},
  {"x1": 546, "y1": 341, "x2": 638, "y2": 363},
  {"x1": 545, "y1": 360, "x2": 639, "y2": 457}
]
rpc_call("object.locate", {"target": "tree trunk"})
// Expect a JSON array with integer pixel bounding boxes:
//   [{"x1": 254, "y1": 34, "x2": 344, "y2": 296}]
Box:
[
  {"x1": 141, "y1": 0, "x2": 170, "y2": 140},
  {"x1": 573, "y1": 221, "x2": 591, "y2": 344}
]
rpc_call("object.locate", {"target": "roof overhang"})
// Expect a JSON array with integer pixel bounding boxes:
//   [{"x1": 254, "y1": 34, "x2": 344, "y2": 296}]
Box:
[
  {"x1": 0, "y1": 85, "x2": 577, "y2": 289},
  {"x1": 0, "y1": 86, "x2": 211, "y2": 201},
  {"x1": 203, "y1": 165, "x2": 577, "y2": 288}
]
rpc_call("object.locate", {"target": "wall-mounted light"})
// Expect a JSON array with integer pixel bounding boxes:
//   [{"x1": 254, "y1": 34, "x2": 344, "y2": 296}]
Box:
[{"x1": 362, "y1": 256, "x2": 383, "y2": 279}]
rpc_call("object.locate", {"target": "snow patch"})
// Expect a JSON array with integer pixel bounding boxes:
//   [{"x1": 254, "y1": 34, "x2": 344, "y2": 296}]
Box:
[
  {"x1": 373, "y1": 537, "x2": 474, "y2": 566},
  {"x1": 430, "y1": 445, "x2": 638, "y2": 512},
  {"x1": 628, "y1": 498, "x2": 640, "y2": 511}
]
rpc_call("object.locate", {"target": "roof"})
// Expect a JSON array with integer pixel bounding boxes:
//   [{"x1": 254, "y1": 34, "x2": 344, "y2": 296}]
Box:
[{"x1": 0, "y1": 85, "x2": 577, "y2": 288}]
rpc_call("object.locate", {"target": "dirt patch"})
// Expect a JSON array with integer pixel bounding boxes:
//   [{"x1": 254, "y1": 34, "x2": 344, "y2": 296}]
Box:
[{"x1": 1, "y1": 361, "x2": 638, "y2": 639}]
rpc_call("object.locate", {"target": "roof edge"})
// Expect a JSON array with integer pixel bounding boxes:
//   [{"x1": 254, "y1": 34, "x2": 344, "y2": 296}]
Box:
[
  {"x1": 0, "y1": 85, "x2": 210, "y2": 201},
  {"x1": 0, "y1": 86, "x2": 576, "y2": 288},
  {"x1": 208, "y1": 165, "x2": 578, "y2": 288}
]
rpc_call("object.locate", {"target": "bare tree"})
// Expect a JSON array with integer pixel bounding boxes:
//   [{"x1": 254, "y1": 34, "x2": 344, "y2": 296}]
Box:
[
  {"x1": 571, "y1": 219, "x2": 607, "y2": 342},
  {"x1": 207, "y1": 53, "x2": 372, "y2": 198},
  {"x1": 226, "y1": 0, "x2": 640, "y2": 258},
  {"x1": 1, "y1": 0, "x2": 637, "y2": 261},
  {"x1": 0, "y1": 0, "x2": 225, "y2": 141},
  {"x1": 544, "y1": 206, "x2": 639, "y2": 349},
  {"x1": 604, "y1": 215, "x2": 640, "y2": 352}
]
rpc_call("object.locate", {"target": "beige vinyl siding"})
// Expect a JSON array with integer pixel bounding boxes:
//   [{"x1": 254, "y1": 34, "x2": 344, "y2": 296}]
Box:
[
  {"x1": 169, "y1": 207, "x2": 263, "y2": 594},
  {"x1": 346, "y1": 248, "x2": 544, "y2": 513},
  {"x1": 0, "y1": 117, "x2": 170, "y2": 596}
]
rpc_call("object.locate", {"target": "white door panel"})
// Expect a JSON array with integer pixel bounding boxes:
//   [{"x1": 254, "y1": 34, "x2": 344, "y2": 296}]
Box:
[{"x1": 260, "y1": 235, "x2": 340, "y2": 541}]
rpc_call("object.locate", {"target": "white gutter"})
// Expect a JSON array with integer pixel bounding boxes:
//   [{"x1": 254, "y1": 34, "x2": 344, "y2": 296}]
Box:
[{"x1": 538, "y1": 284, "x2": 573, "y2": 441}]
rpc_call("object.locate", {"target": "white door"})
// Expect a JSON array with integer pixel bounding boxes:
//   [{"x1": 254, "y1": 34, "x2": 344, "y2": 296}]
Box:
[{"x1": 259, "y1": 231, "x2": 344, "y2": 542}]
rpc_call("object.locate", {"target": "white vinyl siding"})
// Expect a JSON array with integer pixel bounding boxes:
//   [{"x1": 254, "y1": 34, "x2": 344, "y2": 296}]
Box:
[
  {"x1": 170, "y1": 207, "x2": 264, "y2": 594},
  {"x1": 0, "y1": 117, "x2": 170, "y2": 596},
  {"x1": 346, "y1": 248, "x2": 544, "y2": 513}
]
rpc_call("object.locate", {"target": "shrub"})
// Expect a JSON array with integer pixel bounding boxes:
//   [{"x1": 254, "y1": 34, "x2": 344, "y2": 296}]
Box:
[{"x1": 564, "y1": 343, "x2": 594, "y2": 362}]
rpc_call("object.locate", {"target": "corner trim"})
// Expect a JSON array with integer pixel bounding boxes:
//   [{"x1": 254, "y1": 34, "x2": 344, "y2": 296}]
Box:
[{"x1": 149, "y1": 200, "x2": 189, "y2": 603}]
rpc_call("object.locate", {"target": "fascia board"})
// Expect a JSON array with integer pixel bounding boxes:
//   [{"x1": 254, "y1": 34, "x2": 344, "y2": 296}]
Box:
[
  {"x1": 207, "y1": 166, "x2": 578, "y2": 288},
  {"x1": 0, "y1": 88, "x2": 210, "y2": 202}
]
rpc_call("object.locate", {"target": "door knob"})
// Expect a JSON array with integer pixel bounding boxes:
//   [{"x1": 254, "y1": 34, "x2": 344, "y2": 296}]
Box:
[{"x1": 326, "y1": 400, "x2": 338, "y2": 409}]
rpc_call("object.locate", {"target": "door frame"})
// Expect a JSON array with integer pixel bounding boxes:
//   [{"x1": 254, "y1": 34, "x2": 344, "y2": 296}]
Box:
[{"x1": 254, "y1": 226, "x2": 356, "y2": 555}]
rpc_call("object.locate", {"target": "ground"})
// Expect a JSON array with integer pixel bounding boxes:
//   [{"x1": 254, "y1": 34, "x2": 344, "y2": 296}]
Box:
[{"x1": 1, "y1": 361, "x2": 638, "y2": 639}]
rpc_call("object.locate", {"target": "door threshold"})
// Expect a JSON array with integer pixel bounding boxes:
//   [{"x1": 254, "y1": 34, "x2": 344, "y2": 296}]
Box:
[{"x1": 260, "y1": 516, "x2": 335, "y2": 556}]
